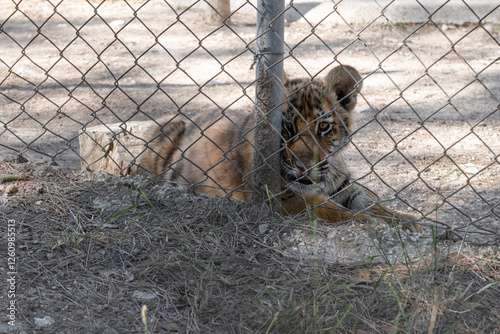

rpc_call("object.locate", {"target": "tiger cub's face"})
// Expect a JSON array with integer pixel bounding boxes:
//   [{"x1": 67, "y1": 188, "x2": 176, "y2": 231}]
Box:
[{"x1": 281, "y1": 66, "x2": 362, "y2": 194}]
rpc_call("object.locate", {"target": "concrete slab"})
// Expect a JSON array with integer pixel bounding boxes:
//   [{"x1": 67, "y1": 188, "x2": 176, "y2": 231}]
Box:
[
  {"x1": 231, "y1": 0, "x2": 499, "y2": 25},
  {"x1": 288, "y1": 0, "x2": 500, "y2": 26}
]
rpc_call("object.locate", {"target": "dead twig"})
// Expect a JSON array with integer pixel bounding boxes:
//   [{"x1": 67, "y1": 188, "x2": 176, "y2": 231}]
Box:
[{"x1": 0, "y1": 174, "x2": 25, "y2": 183}]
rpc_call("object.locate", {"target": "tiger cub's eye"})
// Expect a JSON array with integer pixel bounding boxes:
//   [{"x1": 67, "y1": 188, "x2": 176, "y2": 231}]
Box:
[{"x1": 318, "y1": 121, "x2": 331, "y2": 135}]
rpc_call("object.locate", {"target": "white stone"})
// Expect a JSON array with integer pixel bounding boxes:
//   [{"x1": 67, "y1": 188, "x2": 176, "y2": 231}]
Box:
[{"x1": 34, "y1": 316, "x2": 55, "y2": 327}]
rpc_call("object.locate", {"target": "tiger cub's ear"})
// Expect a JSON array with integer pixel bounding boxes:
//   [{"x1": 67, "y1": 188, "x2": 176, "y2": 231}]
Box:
[{"x1": 323, "y1": 65, "x2": 362, "y2": 113}]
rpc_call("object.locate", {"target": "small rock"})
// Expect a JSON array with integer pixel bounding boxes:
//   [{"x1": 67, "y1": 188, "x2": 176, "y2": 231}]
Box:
[
  {"x1": 165, "y1": 322, "x2": 183, "y2": 332},
  {"x1": 132, "y1": 290, "x2": 157, "y2": 300},
  {"x1": 34, "y1": 316, "x2": 55, "y2": 327},
  {"x1": 109, "y1": 20, "x2": 125, "y2": 29},
  {"x1": 4, "y1": 185, "x2": 18, "y2": 195},
  {"x1": 441, "y1": 24, "x2": 456, "y2": 31},
  {"x1": 124, "y1": 271, "x2": 135, "y2": 283},
  {"x1": 258, "y1": 224, "x2": 269, "y2": 234},
  {"x1": 460, "y1": 163, "x2": 479, "y2": 175}
]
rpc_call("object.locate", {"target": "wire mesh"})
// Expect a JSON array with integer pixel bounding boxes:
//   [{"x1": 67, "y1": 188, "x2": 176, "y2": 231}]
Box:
[{"x1": 0, "y1": 0, "x2": 499, "y2": 244}]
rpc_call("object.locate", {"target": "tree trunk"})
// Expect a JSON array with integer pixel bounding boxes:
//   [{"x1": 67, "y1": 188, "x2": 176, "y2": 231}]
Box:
[{"x1": 205, "y1": 0, "x2": 231, "y2": 25}]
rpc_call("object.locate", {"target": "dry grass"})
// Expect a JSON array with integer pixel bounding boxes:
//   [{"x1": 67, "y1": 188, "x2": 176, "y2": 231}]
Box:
[{"x1": 1, "y1": 161, "x2": 499, "y2": 333}]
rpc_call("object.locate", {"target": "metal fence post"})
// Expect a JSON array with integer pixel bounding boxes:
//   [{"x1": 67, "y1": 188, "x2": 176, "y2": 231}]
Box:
[{"x1": 253, "y1": 0, "x2": 285, "y2": 205}]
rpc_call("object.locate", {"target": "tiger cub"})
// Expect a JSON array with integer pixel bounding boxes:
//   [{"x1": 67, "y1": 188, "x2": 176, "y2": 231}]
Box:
[{"x1": 135, "y1": 66, "x2": 421, "y2": 232}]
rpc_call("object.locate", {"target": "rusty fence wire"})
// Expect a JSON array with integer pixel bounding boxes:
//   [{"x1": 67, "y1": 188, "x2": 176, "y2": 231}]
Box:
[{"x1": 1, "y1": 0, "x2": 499, "y2": 244}]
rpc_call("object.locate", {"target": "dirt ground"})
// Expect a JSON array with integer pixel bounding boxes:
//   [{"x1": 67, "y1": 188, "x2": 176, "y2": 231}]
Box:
[
  {"x1": 1, "y1": 0, "x2": 500, "y2": 333},
  {"x1": 1, "y1": 161, "x2": 500, "y2": 333}
]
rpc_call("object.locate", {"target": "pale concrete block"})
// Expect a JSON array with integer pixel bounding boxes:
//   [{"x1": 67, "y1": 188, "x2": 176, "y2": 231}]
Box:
[{"x1": 79, "y1": 121, "x2": 153, "y2": 175}]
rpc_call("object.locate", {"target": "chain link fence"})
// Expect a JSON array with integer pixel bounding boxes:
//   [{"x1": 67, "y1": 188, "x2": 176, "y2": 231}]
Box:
[{"x1": 1, "y1": 0, "x2": 499, "y2": 243}]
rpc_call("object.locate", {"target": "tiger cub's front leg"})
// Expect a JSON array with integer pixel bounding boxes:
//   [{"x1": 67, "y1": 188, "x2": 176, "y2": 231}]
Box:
[
  {"x1": 281, "y1": 193, "x2": 378, "y2": 225},
  {"x1": 371, "y1": 203, "x2": 422, "y2": 233},
  {"x1": 281, "y1": 193, "x2": 421, "y2": 233}
]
